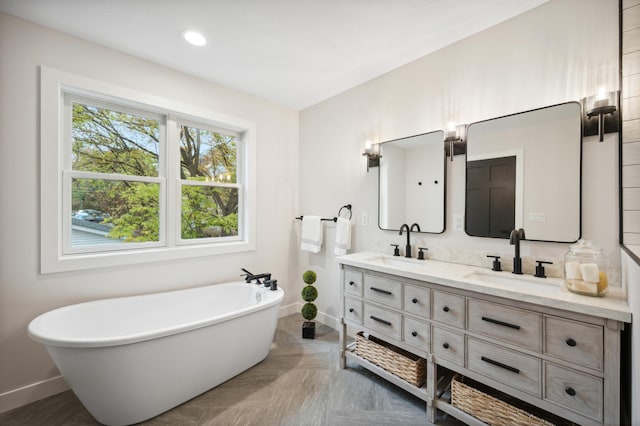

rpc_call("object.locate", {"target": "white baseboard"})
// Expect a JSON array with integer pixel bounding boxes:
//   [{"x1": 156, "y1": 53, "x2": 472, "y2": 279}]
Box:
[
  {"x1": 279, "y1": 302, "x2": 339, "y2": 330},
  {"x1": 0, "y1": 375, "x2": 69, "y2": 414}
]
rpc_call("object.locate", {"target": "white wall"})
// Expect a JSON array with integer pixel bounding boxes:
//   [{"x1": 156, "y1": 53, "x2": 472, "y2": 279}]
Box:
[
  {"x1": 298, "y1": 0, "x2": 619, "y2": 327},
  {"x1": 0, "y1": 13, "x2": 299, "y2": 411},
  {"x1": 621, "y1": 249, "x2": 640, "y2": 425}
]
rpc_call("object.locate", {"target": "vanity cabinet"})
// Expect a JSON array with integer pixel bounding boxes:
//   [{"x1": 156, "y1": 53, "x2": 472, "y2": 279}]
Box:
[{"x1": 338, "y1": 264, "x2": 626, "y2": 426}]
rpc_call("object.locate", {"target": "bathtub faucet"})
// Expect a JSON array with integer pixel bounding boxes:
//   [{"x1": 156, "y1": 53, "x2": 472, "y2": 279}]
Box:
[{"x1": 241, "y1": 268, "x2": 272, "y2": 284}]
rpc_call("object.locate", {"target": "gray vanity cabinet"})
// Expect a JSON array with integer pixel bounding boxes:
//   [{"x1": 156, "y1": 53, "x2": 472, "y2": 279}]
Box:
[{"x1": 338, "y1": 264, "x2": 624, "y2": 426}]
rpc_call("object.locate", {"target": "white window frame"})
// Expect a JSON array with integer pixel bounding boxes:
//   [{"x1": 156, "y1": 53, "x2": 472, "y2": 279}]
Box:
[{"x1": 41, "y1": 67, "x2": 256, "y2": 273}]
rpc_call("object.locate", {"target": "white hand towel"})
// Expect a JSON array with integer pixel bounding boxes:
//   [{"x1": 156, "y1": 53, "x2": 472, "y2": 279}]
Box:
[
  {"x1": 579, "y1": 263, "x2": 600, "y2": 283},
  {"x1": 301, "y1": 216, "x2": 323, "y2": 253},
  {"x1": 334, "y1": 217, "x2": 351, "y2": 256}
]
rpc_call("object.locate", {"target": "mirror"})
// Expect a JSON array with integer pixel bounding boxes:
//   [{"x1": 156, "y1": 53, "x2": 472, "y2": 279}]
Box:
[
  {"x1": 465, "y1": 102, "x2": 581, "y2": 242},
  {"x1": 379, "y1": 131, "x2": 445, "y2": 233}
]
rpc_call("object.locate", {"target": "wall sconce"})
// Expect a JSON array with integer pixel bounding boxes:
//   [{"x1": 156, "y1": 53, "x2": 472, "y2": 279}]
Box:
[
  {"x1": 444, "y1": 122, "x2": 467, "y2": 161},
  {"x1": 582, "y1": 87, "x2": 619, "y2": 142},
  {"x1": 362, "y1": 141, "x2": 381, "y2": 172}
]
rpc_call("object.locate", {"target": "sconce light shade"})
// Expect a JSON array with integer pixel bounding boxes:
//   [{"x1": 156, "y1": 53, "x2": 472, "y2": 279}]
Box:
[
  {"x1": 582, "y1": 89, "x2": 619, "y2": 142},
  {"x1": 362, "y1": 142, "x2": 381, "y2": 172},
  {"x1": 444, "y1": 123, "x2": 467, "y2": 161}
]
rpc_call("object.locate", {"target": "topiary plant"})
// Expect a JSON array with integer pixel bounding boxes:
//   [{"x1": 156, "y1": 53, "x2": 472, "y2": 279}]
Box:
[{"x1": 301, "y1": 270, "x2": 318, "y2": 339}]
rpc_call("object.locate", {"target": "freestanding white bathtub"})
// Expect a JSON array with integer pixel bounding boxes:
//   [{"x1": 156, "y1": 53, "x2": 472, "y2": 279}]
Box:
[{"x1": 28, "y1": 281, "x2": 284, "y2": 426}]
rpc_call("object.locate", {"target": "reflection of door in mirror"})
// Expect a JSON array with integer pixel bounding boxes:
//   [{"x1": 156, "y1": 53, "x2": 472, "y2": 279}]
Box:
[
  {"x1": 466, "y1": 156, "x2": 516, "y2": 238},
  {"x1": 378, "y1": 131, "x2": 445, "y2": 233},
  {"x1": 465, "y1": 102, "x2": 581, "y2": 242}
]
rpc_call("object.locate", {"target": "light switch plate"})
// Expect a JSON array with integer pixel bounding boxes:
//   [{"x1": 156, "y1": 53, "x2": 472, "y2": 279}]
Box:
[{"x1": 453, "y1": 214, "x2": 464, "y2": 231}]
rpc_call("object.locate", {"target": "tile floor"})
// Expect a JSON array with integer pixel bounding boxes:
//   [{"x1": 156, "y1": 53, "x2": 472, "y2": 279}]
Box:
[{"x1": 0, "y1": 314, "x2": 463, "y2": 426}]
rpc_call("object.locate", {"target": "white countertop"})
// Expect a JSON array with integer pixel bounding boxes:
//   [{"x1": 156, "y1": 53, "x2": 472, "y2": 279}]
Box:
[{"x1": 337, "y1": 251, "x2": 632, "y2": 323}]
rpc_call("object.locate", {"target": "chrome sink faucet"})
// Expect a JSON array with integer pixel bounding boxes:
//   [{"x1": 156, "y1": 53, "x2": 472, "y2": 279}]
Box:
[
  {"x1": 509, "y1": 228, "x2": 525, "y2": 275},
  {"x1": 399, "y1": 223, "x2": 421, "y2": 258}
]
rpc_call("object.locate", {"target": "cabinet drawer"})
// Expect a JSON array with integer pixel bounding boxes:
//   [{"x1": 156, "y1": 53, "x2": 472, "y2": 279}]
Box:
[
  {"x1": 344, "y1": 269, "x2": 363, "y2": 297},
  {"x1": 403, "y1": 284, "x2": 431, "y2": 318},
  {"x1": 467, "y1": 299, "x2": 541, "y2": 352},
  {"x1": 403, "y1": 316, "x2": 430, "y2": 352},
  {"x1": 544, "y1": 362, "x2": 603, "y2": 422},
  {"x1": 432, "y1": 290, "x2": 465, "y2": 329},
  {"x1": 363, "y1": 274, "x2": 402, "y2": 309},
  {"x1": 467, "y1": 337, "x2": 541, "y2": 397},
  {"x1": 344, "y1": 297, "x2": 363, "y2": 325},
  {"x1": 431, "y1": 326, "x2": 464, "y2": 365},
  {"x1": 544, "y1": 316, "x2": 603, "y2": 370},
  {"x1": 364, "y1": 302, "x2": 402, "y2": 341}
]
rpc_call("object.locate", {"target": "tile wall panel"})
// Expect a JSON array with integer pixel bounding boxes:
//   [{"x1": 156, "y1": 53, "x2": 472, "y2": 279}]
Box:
[{"x1": 623, "y1": 4, "x2": 640, "y2": 245}]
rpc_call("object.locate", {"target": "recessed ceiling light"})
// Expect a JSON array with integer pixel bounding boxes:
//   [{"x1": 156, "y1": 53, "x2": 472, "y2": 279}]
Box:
[{"x1": 181, "y1": 30, "x2": 206, "y2": 47}]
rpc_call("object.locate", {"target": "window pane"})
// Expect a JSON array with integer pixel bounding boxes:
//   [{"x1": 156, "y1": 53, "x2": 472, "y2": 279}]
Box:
[
  {"x1": 181, "y1": 186, "x2": 239, "y2": 239},
  {"x1": 71, "y1": 178, "x2": 160, "y2": 246},
  {"x1": 180, "y1": 125, "x2": 237, "y2": 183},
  {"x1": 72, "y1": 102, "x2": 160, "y2": 177}
]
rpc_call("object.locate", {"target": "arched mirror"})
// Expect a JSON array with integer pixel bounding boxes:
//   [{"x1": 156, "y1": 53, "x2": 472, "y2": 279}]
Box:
[
  {"x1": 465, "y1": 102, "x2": 582, "y2": 242},
  {"x1": 378, "y1": 131, "x2": 445, "y2": 233}
]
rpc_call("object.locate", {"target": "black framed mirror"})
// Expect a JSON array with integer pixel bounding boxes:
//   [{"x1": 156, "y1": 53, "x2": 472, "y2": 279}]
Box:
[
  {"x1": 378, "y1": 130, "x2": 445, "y2": 233},
  {"x1": 465, "y1": 102, "x2": 582, "y2": 242}
]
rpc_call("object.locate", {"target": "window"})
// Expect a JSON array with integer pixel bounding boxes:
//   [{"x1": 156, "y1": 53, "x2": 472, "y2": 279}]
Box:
[{"x1": 41, "y1": 68, "x2": 256, "y2": 273}]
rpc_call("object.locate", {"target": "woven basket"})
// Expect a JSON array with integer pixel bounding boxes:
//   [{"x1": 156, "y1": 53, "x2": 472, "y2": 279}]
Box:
[
  {"x1": 354, "y1": 332, "x2": 426, "y2": 386},
  {"x1": 451, "y1": 375, "x2": 555, "y2": 426}
]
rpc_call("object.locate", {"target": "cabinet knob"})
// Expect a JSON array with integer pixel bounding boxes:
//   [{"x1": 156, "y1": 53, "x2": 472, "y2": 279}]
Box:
[
  {"x1": 565, "y1": 338, "x2": 577, "y2": 347},
  {"x1": 412, "y1": 298, "x2": 418, "y2": 304},
  {"x1": 442, "y1": 342, "x2": 450, "y2": 349},
  {"x1": 349, "y1": 308, "x2": 354, "y2": 313},
  {"x1": 565, "y1": 387, "x2": 576, "y2": 396},
  {"x1": 349, "y1": 281, "x2": 354, "y2": 286},
  {"x1": 411, "y1": 331, "x2": 418, "y2": 337},
  {"x1": 443, "y1": 306, "x2": 450, "y2": 312}
]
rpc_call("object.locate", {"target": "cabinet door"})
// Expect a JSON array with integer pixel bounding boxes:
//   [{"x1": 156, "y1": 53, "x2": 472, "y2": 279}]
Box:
[
  {"x1": 344, "y1": 269, "x2": 363, "y2": 297},
  {"x1": 544, "y1": 362, "x2": 603, "y2": 422},
  {"x1": 432, "y1": 290, "x2": 465, "y2": 329},
  {"x1": 344, "y1": 297, "x2": 363, "y2": 325},
  {"x1": 432, "y1": 326, "x2": 464, "y2": 365},
  {"x1": 404, "y1": 284, "x2": 431, "y2": 319},
  {"x1": 544, "y1": 316, "x2": 603, "y2": 371},
  {"x1": 403, "y1": 316, "x2": 430, "y2": 352}
]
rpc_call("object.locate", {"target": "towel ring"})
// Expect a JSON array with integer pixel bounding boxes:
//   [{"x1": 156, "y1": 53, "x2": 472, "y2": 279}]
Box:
[{"x1": 338, "y1": 204, "x2": 352, "y2": 221}]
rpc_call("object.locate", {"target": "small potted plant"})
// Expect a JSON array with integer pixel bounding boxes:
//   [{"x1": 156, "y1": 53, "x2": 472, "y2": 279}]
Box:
[{"x1": 301, "y1": 270, "x2": 318, "y2": 339}]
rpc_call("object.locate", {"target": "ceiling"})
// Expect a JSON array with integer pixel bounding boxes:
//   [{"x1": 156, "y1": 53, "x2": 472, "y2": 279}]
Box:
[{"x1": 0, "y1": 0, "x2": 548, "y2": 110}]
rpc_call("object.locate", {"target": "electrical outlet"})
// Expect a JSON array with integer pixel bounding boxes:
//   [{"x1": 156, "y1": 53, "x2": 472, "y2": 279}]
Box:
[
  {"x1": 453, "y1": 214, "x2": 464, "y2": 231},
  {"x1": 361, "y1": 212, "x2": 368, "y2": 226}
]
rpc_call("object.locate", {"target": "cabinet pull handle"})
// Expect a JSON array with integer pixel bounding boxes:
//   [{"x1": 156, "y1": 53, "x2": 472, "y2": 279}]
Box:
[
  {"x1": 481, "y1": 356, "x2": 520, "y2": 374},
  {"x1": 481, "y1": 316, "x2": 521, "y2": 330},
  {"x1": 443, "y1": 306, "x2": 450, "y2": 312},
  {"x1": 565, "y1": 387, "x2": 576, "y2": 396},
  {"x1": 565, "y1": 338, "x2": 577, "y2": 347},
  {"x1": 370, "y1": 315, "x2": 392, "y2": 326},
  {"x1": 442, "y1": 342, "x2": 450, "y2": 349},
  {"x1": 370, "y1": 287, "x2": 392, "y2": 295},
  {"x1": 349, "y1": 281, "x2": 354, "y2": 286},
  {"x1": 411, "y1": 331, "x2": 418, "y2": 337},
  {"x1": 349, "y1": 308, "x2": 354, "y2": 313},
  {"x1": 412, "y1": 298, "x2": 418, "y2": 304}
]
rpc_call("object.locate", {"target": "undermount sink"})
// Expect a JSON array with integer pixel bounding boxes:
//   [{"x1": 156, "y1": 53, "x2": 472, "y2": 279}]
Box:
[
  {"x1": 359, "y1": 254, "x2": 428, "y2": 269},
  {"x1": 464, "y1": 270, "x2": 561, "y2": 289}
]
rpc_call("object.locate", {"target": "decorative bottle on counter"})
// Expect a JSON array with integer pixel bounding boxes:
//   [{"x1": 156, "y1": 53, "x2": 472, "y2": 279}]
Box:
[{"x1": 563, "y1": 240, "x2": 608, "y2": 296}]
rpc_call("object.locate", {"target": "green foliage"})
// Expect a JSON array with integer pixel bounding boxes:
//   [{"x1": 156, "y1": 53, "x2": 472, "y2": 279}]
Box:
[
  {"x1": 302, "y1": 270, "x2": 317, "y2": 285},
  {"x1": 70, "y1": 101, "x2": 239, "y2": 242},
  {"x1": 301, "y1": 285, "x2": 318, "y2": 302},
  {"x1": 301, "y1": 303, "x2": 318, "y2": 321}
]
